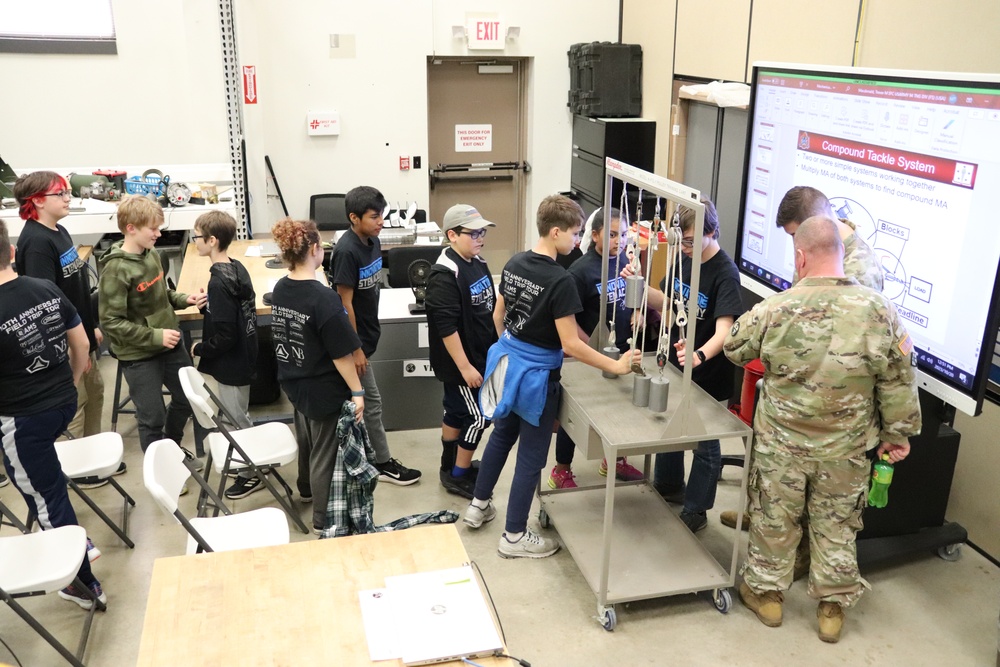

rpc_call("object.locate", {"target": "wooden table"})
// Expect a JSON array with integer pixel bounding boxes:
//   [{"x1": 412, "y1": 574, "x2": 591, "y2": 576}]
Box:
[
  {"x1": 136, "y1": 524, "x2": 507, "y2": 666},
  {"x1": 174, "y1": 240, "x2": 325, "y2": 321}
]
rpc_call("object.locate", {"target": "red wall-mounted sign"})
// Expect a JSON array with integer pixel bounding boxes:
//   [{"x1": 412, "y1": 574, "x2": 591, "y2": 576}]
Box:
[{"x1": 243, "y1": 65, "x2": 258, "y2": 105}]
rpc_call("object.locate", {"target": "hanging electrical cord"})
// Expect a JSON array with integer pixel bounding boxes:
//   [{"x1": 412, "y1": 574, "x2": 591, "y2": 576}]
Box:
[
  {"x1": 852, "y1": 0, "x2": 868, "y2": 66},
  {"x1": 465, "y1": 561, "x2": 533, "y2": 667}
]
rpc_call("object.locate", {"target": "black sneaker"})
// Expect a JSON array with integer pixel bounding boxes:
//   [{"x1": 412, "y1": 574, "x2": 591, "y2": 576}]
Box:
[
  {"x1": 224, "y1": 475, "x2": 264, "y2": 500},
  {"x1": 180, "y1": 447, "x2": 204, "y2": 472},
  {"x1": 58, "y1": 580, "x2": 107, "y2": 611},
  {"x1": 0, "y1": 473, "x2": 9, "y2": 488},
  {"x1": 656, "y1": 483, "x2": 686, "y2": 504},
  {"x1": 73, "y1": 476, "x2": 108, "y2": 489},
  {"x1": 439, "y1": 469, "x2": 476, "y2": 499},
  {"x1": 680, "y1": 510, "x2": 708, "y2": 533},
  {"x1": 74, "y1": 461, "x2": 127, "y2": 489},
  {"x1": 375, "y1": 458, "x2": 421, "y2": 486}
]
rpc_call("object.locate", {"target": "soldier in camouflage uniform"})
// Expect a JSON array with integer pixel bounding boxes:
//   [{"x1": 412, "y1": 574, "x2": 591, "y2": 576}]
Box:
[
  {"x1": 720, "y1": 186, "x2": 885, "y2": 578},
  {"x1": 723, "y1": 216, "x2": 920, "y2": 642},
  {"x1": 779, "y1": 185, "x2": 884, "y2": 290}
]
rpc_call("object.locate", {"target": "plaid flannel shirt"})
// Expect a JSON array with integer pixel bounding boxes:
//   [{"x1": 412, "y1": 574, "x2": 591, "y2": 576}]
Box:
[{"x1": 322, "y1": 401, "x2": 458, "y2": 537}]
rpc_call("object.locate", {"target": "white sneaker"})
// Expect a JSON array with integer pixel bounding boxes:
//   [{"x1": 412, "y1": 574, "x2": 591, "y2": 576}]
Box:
[
  {"x1": 498, "y1": 529, "x2": 560, "y2": 559},
  {"x1": 463, "y1": 500, "x2": 496, "y2": 529}
]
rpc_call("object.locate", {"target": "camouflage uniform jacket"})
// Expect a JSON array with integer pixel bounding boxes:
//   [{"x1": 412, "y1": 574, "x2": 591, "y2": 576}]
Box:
[
  {"x1": 792, "y1": 219, "x2": 883, "y2": 291},
  {"x1": 840, "y1": 219, "x2": 883, "y2": 292},
  {"x1": 724, "y1": 276, "x2": 920, "y2": 460}
]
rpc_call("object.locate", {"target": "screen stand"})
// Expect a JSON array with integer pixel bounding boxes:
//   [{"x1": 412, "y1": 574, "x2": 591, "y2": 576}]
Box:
[{"x1": 857, "y1": 389, "x2": 967, "y2": 569}]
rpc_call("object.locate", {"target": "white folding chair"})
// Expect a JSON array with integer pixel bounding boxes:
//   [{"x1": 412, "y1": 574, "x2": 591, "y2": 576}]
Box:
[
  {"x1": 53, "y1": 433, "x2": 136, "y2": 549},
  {"x1": 0, "y1": 525, "x2": 105, "y2": 667},
  {"x1": 177, "y1": 367, "x2": 308, "y2": 534},
  {"x1": 142, "y1": 438, "x2": 290, "y2": 554}
]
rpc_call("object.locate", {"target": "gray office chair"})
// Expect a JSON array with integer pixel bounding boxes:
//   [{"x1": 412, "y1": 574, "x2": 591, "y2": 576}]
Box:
[{"x1": 309, "y1": 194, "x2": 350, "y2": 231}]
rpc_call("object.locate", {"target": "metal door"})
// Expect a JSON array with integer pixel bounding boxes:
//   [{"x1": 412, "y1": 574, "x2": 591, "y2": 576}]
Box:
[{"x1": 427, "y1": 58, "x2": 527, "y2": 270}]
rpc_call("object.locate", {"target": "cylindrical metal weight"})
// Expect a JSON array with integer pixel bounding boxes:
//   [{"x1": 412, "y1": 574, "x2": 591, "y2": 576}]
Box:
[
  {"x1": 648, "y1": 377, "x2": 669, "y2": 413},
  {"x1": 625, "y1": 274, "x2": 645, "y2": 309},
  {"x1": 632, "y1": 374, "x2": 651, "y2": 407},
  {"x1": 601, "y1": 347, "x2": 621, "y2": 379}
]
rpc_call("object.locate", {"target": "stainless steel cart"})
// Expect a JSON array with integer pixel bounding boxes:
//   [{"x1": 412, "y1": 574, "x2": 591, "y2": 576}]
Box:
[{"x1": 539, "y1": 357, "x2": 753, "y2": 630}]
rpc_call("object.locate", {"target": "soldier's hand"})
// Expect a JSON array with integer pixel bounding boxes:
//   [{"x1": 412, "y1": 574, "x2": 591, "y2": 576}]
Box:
[{"x1": 877, "y1": 441, "x2": 910, "y2": 463}]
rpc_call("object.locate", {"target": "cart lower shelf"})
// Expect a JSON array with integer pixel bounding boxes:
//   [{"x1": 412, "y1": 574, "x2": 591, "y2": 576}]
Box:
[{"x1": 539, "y1": 483, "x2": 738, "y2": 629}]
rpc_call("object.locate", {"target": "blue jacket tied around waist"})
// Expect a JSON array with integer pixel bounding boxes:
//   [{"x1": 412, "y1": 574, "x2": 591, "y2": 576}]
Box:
[{"x1": 479, "y1": 331, "x2": 563, "y2": 426}]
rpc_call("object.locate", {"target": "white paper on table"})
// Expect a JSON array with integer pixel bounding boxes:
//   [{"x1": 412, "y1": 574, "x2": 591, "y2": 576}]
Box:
[
  {"x1": 357, "y1": 588, "x2": 401, "y2": 661},
  {"x1": 267, "y1": 278, "x2": 279, "y2": 291},
  {"x1": 244, "y1": 246, "x2": 262, "y2": 257}
]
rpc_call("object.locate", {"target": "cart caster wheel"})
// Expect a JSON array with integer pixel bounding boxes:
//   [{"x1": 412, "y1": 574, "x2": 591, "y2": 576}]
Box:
[
  {"x1": 937, "y1": 543, "x2": 962, "y2": 562},
  {"x1": 538, "y1": 509, "x2": 550, "y2": 529},
  {"x1": 712, "y1": 588, "x2": 732, "y2": 614},
  {"x1": 598, "y1": 606, "x2": 617, "y2": 631}
]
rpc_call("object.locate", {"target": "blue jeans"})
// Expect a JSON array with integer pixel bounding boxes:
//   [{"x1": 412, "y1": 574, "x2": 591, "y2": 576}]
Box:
[
  {"x1": 473, "y1": 380, "x2": 561, "y2": 534},
  {"x1": 653, "y1": 439, "x2": 721, "y2": 514}
]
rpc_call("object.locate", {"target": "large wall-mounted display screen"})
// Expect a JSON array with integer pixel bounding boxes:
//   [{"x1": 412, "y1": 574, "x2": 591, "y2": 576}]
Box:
[{"x1": 735, "y1": 62, "x2": 1000, "y2": 416}]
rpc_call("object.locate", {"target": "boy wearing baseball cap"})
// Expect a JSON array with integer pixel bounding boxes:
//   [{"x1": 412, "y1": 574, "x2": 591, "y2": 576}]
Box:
[{"x1": 424, "y1": 204, "x2": 498, "y2": 498}]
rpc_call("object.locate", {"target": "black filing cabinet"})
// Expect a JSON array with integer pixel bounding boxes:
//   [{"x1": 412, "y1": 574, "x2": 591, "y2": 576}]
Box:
[{"x1": 570, "y1": 115, "x2": 655, "y2": 216}]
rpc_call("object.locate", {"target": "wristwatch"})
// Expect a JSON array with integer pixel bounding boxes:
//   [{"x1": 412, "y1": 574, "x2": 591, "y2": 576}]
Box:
[{"x1": 695, "y1": 349, "x2": 707, "y2": 364}]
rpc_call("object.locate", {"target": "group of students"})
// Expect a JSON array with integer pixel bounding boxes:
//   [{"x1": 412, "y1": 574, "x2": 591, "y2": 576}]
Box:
[{"x1": 2, "y1": 168, "x2": 904, "y2": 642}]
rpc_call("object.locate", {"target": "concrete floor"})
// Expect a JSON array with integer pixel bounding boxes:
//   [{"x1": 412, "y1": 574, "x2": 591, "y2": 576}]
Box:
[{"x1": 1, "y1": 359, "x2": 998, "y2": 666}]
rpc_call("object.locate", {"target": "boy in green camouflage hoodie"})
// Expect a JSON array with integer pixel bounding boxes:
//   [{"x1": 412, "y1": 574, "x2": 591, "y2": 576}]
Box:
[{"x1": 98, "y1": 195, "x2": 208, "y2": 454}]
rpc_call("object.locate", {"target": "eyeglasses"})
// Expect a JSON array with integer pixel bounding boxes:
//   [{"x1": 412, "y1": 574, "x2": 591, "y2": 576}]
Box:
[
  {"x1": 459, "y1": 228, "x2": 488, "y2": 240},
  {"x1": 190, "y1": 235, "x2": 204, "y2": 241},
  {"x1": 680, "y1": 238, "x2": 695, "y2": 248},
  {"x1": 44, "y1": 189, "x2": 72, "y2": 200}
]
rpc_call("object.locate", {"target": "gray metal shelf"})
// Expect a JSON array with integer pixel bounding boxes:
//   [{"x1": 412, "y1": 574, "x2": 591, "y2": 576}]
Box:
[{"x1": 541, "y1": 358, "x2": 752, "y2": 630}]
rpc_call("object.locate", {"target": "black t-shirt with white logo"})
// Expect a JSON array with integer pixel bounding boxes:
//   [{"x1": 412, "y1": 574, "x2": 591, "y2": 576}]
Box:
[
  {"x1": 16, "y1": 220, "x2": 98, "y2": 351},
  {"x1": 568, "y1": 247, "x2": 633, "y2": 353},
  {"x1": 331, "y1": 228, "x2": 382, "y2": 357},
  {"x1": 499, "y1": 251, "x2": 582, "y2": 350},
  {"x1": 425, "y1": 248, "x2": 497, "y2": 383},
  {"x1": 660, "y1": 248, "x2": 744, "y2": 400},
  {"x1": 270, "y1": 278, "x2": 361, "y2": 420},
  {"x1": 0, "y1": 276, "x2": 80, "y2": 416}
]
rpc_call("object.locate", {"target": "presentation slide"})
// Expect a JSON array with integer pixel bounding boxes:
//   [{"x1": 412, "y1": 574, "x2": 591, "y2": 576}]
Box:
[{"x1": 736, "y1": 66, "x2": 1000, "y2": 411}]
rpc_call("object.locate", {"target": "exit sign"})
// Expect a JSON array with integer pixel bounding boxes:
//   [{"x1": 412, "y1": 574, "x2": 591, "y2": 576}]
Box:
[{"x1": 466, "y1": 13, "x2": 504, "y2": 50}]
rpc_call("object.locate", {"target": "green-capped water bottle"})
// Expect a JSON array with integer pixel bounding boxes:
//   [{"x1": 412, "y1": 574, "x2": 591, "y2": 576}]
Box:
[{"x1": 868, "y1": 454, "x2": 894, "y2": 508}]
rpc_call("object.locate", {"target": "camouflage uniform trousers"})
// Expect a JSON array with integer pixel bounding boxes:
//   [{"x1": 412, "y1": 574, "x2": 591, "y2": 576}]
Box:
[{"x1": 742, "y1": 448, "x2": 871, "y2": 607}]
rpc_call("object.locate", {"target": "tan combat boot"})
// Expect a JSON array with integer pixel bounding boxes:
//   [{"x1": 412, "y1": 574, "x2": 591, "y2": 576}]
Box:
[
  {"x1": 738, "y1": 582, "x2": 783, "y2": 627},
  {"x1": 817, "y1": 601, "x2": 845, "y2": 642},
  {"x1": 720, "y1": 510, "x2": 750, "y2": 531}
]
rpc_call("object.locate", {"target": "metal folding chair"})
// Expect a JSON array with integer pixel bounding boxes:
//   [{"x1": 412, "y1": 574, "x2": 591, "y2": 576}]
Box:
[
  {"x1": 0, "y1": 525, "x2": 105, "y2": 666},
  {"x1": 177, "y1": 367, "x2": 308, "y2": 534},
  {"x1": 143, "y1": 438, "x2": 289, "y2": 554}
]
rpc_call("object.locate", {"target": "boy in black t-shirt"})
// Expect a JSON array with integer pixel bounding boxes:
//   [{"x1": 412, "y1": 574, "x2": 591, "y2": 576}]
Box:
[
  {"x1": 463, "y1": 195, "x2": 640, "y2": 559},
  {"x1": 330, "y1": 186, "x2": 420, "y2": 486},
  {"x1": 425, "y1": 204, "x2": 498, "y2": 499},
  {"x1": 550, "y1": 207, "x2": 644, "y2": 490},
  {"x1": 645, "y1": 198, "x2": 743, "y2": 533},
  {"x1": 188, "y1": 211, "x2": 260, "y2": 499},
  {"x1": 14, "y1": 171, "x2": 106, "y2": 445},
  {"x1": 0, "y1": 219, "x2": 108, "y2": 609}
]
